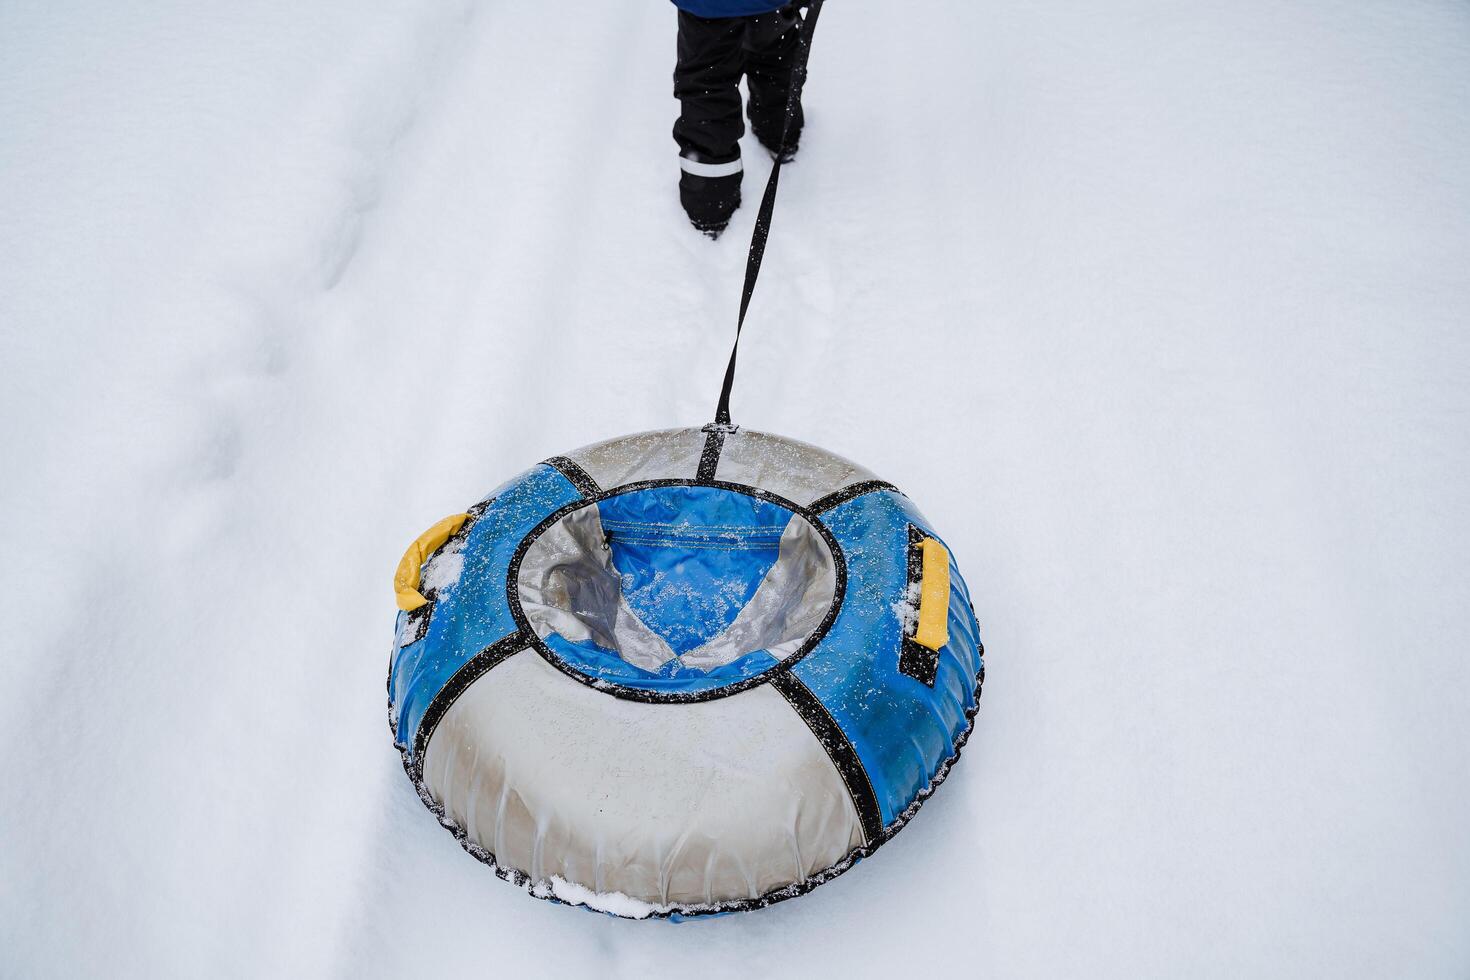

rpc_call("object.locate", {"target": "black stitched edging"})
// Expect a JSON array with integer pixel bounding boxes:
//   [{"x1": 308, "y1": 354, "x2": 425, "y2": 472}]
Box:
[
  {"x1": 402, "y1": 606, "x2": 432, "y2": 646},
  {"x1": 808, "y1": 479, "x2": 902, "y2": 514},
  {"x1": 388, "y1": 654, "x2": 985, "y2": 920},
  {"x1": 408, "y1": 630, "x2": 530, "y2": 782},
  {"x1": 899, "y1": 637, "x2": 939, "y2": 687},
  {"x1": 504, "y1": 478, "x2": 848, "y2": 705},
  {"x1": 695, "y1": 428, "x2": 726, "y2": 482},
  {"x1": 769, "y1": 671, "x2": 884, "y2": 845},
  {"x1": 899, "y1": 525, "x2": 939, "y2": 686},
  {"x1": 543, "y1": 456, "x2": 601, "y2": 498},
  {"x1": 906, "y1": 524, "x2": 926, "y2": 581}
]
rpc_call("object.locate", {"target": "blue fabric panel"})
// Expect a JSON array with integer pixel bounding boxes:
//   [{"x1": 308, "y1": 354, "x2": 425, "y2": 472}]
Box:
[
  {"x1": 544, "y1": 632, "x2": 779, "y2": 694},
  {"x1": 792, "y1": 491, "x2": 984, "y2": 826},
  {"x1": 390, "y1": 464, "x2": 583, "y2": 751},
  {"x1": 672, "y1": 0, "x2": 789, "y2": 18},
  {"x1": 597, "y1": 486, "x2": 792, "y2": 654},
  {"x1": 387, "y1": 607, "x2": 417, "y2": 734}
]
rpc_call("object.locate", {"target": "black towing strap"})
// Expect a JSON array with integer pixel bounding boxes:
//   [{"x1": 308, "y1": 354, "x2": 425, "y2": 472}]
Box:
[{"x1": 711, "y1": 0, "x2": 826, "y2": 429}]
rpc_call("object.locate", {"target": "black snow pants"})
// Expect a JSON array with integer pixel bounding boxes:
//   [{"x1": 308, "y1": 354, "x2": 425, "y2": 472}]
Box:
[{"x1": 672, "y1": 3, "x2": 806, "y2": 233}]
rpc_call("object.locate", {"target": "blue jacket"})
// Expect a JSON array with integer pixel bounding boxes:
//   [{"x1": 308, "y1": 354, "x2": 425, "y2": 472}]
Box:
[{"x1": 673, "y1": 0, "x2": 789, "y2": 17}]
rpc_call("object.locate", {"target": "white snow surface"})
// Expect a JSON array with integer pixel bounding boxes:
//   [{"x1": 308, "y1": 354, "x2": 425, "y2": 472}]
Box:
[
  {"x1": 3, "y1": 1, "x2": 1469, "y2": 977},
  {"x1": 541, "y1": 876, "x2": 659, "y2": 921}
]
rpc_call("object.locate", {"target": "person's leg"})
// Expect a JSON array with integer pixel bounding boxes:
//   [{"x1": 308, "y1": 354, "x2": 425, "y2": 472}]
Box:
[
  {"x1": 673, "y1": 10, "x2": 747, "y2": 235},
  {"x1": 743, "y1": 3, "x2": 804, "y2": 161}
]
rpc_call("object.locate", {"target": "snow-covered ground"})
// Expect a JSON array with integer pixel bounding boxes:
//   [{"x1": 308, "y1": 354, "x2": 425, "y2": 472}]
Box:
[{"x1": 2, "y1": 1, "x2": 1468, "y2": 976}]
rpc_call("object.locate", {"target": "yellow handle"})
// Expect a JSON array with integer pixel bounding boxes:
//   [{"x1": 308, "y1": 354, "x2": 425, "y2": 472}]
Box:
[
  {"x1": 394, "y1": 514, "x2": 470, "y2": 612},
  {"x1": 912, "y1": 537, "x2": 951, "y2": 651}
]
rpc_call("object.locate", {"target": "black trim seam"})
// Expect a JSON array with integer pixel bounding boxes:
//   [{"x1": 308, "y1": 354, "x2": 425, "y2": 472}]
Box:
[
  {"x1": 543, "y1": 456, "x2": 601, "y2": 498},
  {"x1": 695, "y1": 427, "x2": 726, "y2": 482},
  {"x1": 809, "y1": 480, "x2": 902, "y2": 514},
  {"x1": 899, "y1": 525, "x2": 940, "y2": 686},
  {"x1": 770, "y1": 671, "x2": 884, "y2": 846},
  {"x1": 408, "y1": 630, "x2": 529, "y2": 782}
]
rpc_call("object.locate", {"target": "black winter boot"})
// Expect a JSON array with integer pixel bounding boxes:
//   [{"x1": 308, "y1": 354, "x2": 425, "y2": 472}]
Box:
[
  {"x1": 750, "y1": 119, "x2": 801, "y2": 164},
  {"x1": 679, "y1": 165, "x2": 742, "y2": 237},
  {"x1": 672, "y1": 11, "x2": 748, "y2": 237}
]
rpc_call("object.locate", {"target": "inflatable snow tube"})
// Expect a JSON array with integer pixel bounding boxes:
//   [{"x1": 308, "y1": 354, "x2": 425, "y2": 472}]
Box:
[{"x1": 387, "y1": 427, "x2": 984, "y2": 918}]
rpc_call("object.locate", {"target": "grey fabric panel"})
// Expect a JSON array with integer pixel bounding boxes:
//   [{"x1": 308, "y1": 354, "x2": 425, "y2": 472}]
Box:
[
  {"x1": 422, "y1": 653, "x2": 864, "y2": 908},
  {"x1": 516, "y1": 506, "x2": 675, "y2": 671},
  {"x1": 713, "y1": 429, "x2": 880, "y2": 506},
  {"x1": 565, "y1": 428, "x2": 708, "y2": 490},
  {"x1": 679, "y1": 516, "x2": 836, "y2": 671}
]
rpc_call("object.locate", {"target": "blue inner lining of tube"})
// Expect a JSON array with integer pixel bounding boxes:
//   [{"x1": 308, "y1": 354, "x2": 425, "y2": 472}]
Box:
[
  {"x1": 597, "y1": 486, "x2": 791, "y2": 654},
  {"x1": 544, "y1": 485, "x2": 804, "y2": 694}
]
